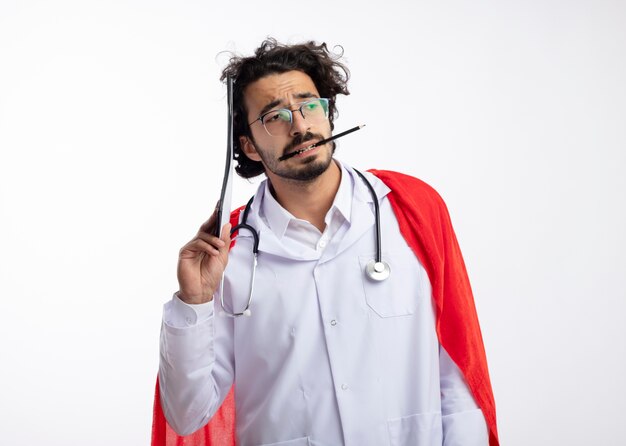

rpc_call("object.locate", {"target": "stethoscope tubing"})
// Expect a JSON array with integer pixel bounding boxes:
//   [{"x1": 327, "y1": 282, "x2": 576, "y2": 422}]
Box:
[
  {"x1": 219, "y1": 169, "x2": 388, "y2": 317},
  {"x1": 354, "y1": 169, "x2": 382, "y2": 264}
]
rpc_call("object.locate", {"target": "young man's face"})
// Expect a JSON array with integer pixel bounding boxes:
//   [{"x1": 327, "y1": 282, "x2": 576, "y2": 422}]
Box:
[{"x1": 241, "y1": 70, "x2": 333, "y2": 182}]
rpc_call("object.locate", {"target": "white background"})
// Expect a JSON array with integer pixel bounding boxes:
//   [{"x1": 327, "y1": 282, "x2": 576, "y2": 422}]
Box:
[{"x1": 1, "y1": 1, "x2": 625, "y2": 445}]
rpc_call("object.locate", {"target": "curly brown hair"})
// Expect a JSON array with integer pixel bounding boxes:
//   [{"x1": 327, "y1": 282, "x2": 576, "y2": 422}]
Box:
[{"x1": 220, "y1": 38, "x2": 350, "y2": 178}]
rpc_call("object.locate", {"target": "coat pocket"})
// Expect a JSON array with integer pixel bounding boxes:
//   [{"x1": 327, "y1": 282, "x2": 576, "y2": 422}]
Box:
[
  {"x1": 256, "y1": 436, "x2": 311, "y2": 446},
  {"x1": 359, "y1": 253, "x2": 419, "y2": 318},
  {"x1": 387, "y1": 412, "x2": 442, "y2": 445}
]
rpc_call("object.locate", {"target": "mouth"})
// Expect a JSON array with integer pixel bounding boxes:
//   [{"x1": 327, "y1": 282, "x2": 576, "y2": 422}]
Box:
[{"x1": 278, "y1": 139, "x2": 322, "y2": 161}]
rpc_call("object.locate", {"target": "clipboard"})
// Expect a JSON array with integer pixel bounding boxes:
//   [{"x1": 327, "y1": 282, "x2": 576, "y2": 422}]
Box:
[{"x1": 213, "y1": 76, "x2": 234, "y2": 237}]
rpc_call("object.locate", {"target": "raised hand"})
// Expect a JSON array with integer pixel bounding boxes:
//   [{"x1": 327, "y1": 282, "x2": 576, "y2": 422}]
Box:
[{"x1": 176, "y1": 211, "x2": 231, "y2": 304}]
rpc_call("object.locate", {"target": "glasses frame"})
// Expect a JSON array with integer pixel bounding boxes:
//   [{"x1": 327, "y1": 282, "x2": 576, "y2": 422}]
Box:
[{"x1": 248, "y1": 98, "x2": 330, "y2": 137}]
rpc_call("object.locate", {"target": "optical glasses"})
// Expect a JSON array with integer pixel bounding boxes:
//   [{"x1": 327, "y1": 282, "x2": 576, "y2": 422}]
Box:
[{"x1": 249, "y1": 98, "x2": 329, "y2": 137}]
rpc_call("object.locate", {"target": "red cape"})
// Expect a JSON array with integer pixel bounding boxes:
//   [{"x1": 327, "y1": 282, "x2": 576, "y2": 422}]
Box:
[{"x1": 152, "y1": 170, "x2": 499, "y2": 445}]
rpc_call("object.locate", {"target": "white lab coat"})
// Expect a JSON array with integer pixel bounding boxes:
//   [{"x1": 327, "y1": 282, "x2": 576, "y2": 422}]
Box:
[{"x1": 159, "y1": 164, "x2": 488, "y2": 445}]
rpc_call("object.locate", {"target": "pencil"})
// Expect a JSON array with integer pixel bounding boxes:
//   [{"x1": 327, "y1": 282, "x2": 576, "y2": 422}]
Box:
[{"x1": 278, "y1": 124, "x2": 366, "y2": 161}]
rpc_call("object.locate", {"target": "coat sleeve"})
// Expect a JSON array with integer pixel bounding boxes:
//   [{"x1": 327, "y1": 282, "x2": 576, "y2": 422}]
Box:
[
  {"x1": 440, "y1": 346, "x2": 489, "y2": 445},
  {"x1": 159, "y1": 295, "x2": 235, "y2": 435},
  {"x1": 151, "y1": 208, "x2": 244, "y2": 446}
]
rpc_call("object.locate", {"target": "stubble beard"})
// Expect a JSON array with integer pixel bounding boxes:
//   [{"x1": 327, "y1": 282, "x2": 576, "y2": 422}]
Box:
[{"x1": 253, "y1": 132, "x2": 335, "y2": 183}]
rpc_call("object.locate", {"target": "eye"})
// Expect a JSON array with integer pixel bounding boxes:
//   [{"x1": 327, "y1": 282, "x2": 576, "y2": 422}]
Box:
[
  {"x1": 264, "y1": 109, "x2": 291, "y2": 123},
  {"x1": 304, "y1": 100, "x2": 320, "y2": 110}
]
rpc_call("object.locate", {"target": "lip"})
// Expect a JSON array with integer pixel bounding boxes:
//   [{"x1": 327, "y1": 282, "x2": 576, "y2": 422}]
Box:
[
  {"x1": 293, "y1": 144, "x2": 320, "y2": 158},
  {"x1": 284, "y1": 139, "x2": 321, "y2": 157}
]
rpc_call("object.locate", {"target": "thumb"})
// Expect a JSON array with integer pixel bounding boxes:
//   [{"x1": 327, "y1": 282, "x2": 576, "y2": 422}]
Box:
[{"x1": 221, "y1": 223, "x2": 232, "y2": 244}]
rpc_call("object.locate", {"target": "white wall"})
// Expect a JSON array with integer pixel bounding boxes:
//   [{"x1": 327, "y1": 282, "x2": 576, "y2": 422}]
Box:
[{"x1": 1, "y1": 1, "x2": 624, "y2": 444}]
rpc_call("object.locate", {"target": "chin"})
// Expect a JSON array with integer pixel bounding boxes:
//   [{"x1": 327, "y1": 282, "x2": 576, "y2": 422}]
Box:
[{"x1": 297, "y1": 155, "x2": 334, "y2": 181}]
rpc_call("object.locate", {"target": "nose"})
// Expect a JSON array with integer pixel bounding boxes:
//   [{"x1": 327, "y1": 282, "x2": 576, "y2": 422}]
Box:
[{"x1": 289, "y1": 109, "x2": 310, "y2": 137}]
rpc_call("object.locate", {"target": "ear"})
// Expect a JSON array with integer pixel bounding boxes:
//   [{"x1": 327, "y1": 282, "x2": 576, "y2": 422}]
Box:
[{"x1": 240, "y1": 136, "x2": 262, "y2": 162}]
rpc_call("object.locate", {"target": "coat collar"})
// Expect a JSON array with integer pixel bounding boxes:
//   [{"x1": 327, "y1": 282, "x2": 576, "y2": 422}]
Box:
[{"x1": 236, "y1": 162, "x2": 391, "y2": 261}]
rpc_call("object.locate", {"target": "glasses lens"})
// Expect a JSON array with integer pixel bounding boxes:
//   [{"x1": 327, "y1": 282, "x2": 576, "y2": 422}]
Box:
[
  {"x1": 262, "y1": 109, "x2": 292, "y2": 136},
  {"x1": 260, "y1": 99, "x2": 329, "y2": 136},
  {"x1": 301, "y1": 98, "x2": 329, "y2": 121}
]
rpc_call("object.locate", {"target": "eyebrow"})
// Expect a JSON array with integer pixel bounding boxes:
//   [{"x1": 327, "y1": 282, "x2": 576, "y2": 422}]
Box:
[{"x1": 258, "y1": 92, "x2": 318, "y2": 117}]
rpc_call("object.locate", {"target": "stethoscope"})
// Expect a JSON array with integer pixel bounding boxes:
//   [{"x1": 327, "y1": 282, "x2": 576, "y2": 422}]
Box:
[{"x1": 219, "y1": 169, "x2": 391, "y2": 317}]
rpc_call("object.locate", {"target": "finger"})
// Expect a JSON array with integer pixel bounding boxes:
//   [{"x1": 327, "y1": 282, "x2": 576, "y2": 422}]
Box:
[
  {"x1": 195, "y1": 232, "x2": 226, "y2": 248},
  {"x1": 220, "y1": 223, "x2": 232, "y2": 244},
  {"x1": 218, "y1": 223, "x2": 232, "y2": 263},
  {"x1": 198, "y1": 205, "x2": 219, "y2": 234},
  {"x1": 180, "y1": 239, "x2": 221, "y2": 258}
]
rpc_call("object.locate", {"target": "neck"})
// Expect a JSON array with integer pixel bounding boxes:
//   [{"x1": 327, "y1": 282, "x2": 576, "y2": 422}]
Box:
[{"x1": 267, "y1": 161, "x2": 341, "y2": 232}]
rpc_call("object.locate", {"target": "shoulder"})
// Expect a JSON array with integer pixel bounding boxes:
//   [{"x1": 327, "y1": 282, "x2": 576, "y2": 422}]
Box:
[
  {"x1": 367, "y1": 169, "x2": 446, "y2": 209},
  {"x1": 367, "y1": 169, "x2": 457, "y2": 239},
  {"x1": 229, "y1": 205, "x2": 246, "y2": 226}
]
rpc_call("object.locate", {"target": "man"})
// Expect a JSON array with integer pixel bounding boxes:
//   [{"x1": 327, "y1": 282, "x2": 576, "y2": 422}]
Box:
[{"x1": 154, "y1": 39, "x2": 499, "y2": 446}]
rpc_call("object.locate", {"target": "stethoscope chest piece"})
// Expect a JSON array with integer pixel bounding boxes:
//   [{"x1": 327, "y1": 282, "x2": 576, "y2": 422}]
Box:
[
  {"x1": 221, "y1": 169, "x2": 390, "y2": 317},
  {"x1": 365, "y1": 259, "x2": 391, "y2": 282}
]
